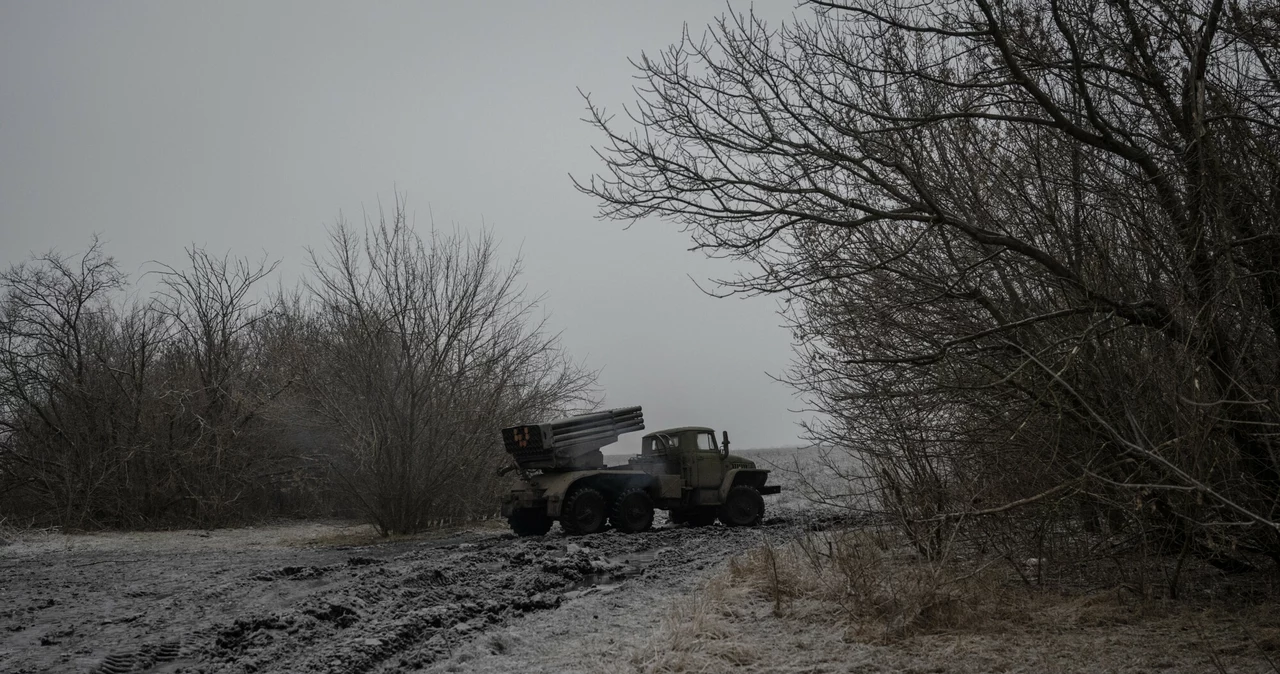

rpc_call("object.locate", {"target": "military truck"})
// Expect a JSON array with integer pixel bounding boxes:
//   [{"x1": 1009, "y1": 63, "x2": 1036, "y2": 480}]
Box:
[{"x1": 499, "y1": 406, "x2": 780, "y2": 536}]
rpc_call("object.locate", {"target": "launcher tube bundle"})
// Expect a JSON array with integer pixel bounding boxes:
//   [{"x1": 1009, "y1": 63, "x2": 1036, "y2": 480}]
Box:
[{"x1": 502, "y1": 406, "x2": 644, "y2": 470}]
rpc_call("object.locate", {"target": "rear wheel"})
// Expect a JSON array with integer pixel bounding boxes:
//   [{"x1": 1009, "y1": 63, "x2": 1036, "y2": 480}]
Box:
[
  {"x1": 560, "y1": 486, "x2": 608, "y2": 535},
  {"x1": 718, "y1": 485, "x2": 764, "y2": 527},
  {"x1": 610, "y1": 488, "x2": 654, "y2": 533},
  {"x1": 507, "y1": 508, "x2": 552, "y2": 537}
]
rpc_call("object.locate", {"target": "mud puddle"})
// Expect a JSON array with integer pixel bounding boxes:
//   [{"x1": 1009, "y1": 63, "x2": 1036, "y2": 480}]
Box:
[{"x1": 566, "y1": 545, "x2": 676, "y2": 594}]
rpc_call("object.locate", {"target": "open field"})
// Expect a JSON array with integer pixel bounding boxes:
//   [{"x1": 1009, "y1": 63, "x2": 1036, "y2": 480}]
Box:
[{"x1": 3, "y1": 447, "x2": 1277, "y2": 673}]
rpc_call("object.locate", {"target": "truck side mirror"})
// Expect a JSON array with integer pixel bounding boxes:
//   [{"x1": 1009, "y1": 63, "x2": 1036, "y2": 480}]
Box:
[{"x1": 721, "y1": 430, "x2": 730, "y2": 458}]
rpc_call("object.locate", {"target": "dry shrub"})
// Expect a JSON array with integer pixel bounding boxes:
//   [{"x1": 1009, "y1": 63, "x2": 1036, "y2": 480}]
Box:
[
  {"x1": 0, "y1": 516, "x2": 25, "y2": 546},
  {"x1": 1034, "y1": 586, "x2": 1156, "y2": 628},
  {"x1": 729, "y1": 527, "x2": 998, "y2": 641},
  {"x1": 618, "y1": 577, "x2": 759, "y2": 674}
]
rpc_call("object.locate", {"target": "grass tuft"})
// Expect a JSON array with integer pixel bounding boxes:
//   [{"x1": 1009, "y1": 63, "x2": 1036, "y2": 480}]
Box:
[
  {"x1": 615, "y1": 577, "x2": 760, "y2": 673},
  {"x1": 733, "y1": 528, "x2": 986, "y2": 640}
]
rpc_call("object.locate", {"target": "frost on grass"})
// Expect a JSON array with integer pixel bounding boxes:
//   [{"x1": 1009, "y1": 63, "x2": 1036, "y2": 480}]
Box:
[
  {"x1": 618, "y1": 578, "x2": 760, "y2": 674},
  {"x1": 728, "y1": 527, "x2": 988, "y2": 641},
  {"x1": 607, "y1": 526, "x2": 1280, "y2": 674}
]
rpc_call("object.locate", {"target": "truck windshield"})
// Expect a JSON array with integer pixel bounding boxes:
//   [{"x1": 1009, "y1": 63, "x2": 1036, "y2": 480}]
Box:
[{"x1": 647, "y1": 434, "x2": 678, "y2": 452}]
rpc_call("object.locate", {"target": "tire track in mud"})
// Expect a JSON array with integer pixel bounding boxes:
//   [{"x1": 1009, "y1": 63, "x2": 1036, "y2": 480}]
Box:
[
  {"x1": 89, "y1": 640, "x2": 182, "y2": 674},
  {"x1": 163, "y1": 520, "x2": 796, "y2": 674}
]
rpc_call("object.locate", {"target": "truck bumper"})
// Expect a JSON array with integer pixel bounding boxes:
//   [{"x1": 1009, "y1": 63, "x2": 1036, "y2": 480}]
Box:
[{"x1": 759, "y1": 485, "x2": 782, "y2": 495}]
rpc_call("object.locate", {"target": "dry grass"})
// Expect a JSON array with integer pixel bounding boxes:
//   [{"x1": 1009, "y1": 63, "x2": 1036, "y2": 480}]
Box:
[
  {"x1": 606, "y1": 527, "x2": 998, "y2": 673},
  {"x1": 728, "y1": 527, "x2": 997, "y2": 641},
  {"x1": 612, "y1": 577, "x2": 761, "y2": 674},
  {"x1": 610, "y1": 526, "x2": 1280, "y2": 673}
]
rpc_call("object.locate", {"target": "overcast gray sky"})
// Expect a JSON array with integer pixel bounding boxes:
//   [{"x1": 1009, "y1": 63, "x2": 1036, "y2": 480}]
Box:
[{"x1": 0, "y1": 1, "x2": 812, "y2": 451}]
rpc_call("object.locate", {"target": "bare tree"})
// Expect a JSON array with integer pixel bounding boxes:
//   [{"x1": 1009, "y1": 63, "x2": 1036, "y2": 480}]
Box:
[
  {"x1": 297, "y1": 198, "x2": 598, "y2": 534},
  {"x1": 579, "y1": 0, "x2": 1280, "y2": 573},
  {"x1": 0, "y1": 240, "x2": 154, "y2": 526},
  {"x1": 0, "y1": 224, "x2": 593, "y2": 532},
  {"x1": 148, "y1": 248, "x2": 286, "y2": 523},
  {"x1": 0, "y1": 241, "x2": 305, "y2": 527}
]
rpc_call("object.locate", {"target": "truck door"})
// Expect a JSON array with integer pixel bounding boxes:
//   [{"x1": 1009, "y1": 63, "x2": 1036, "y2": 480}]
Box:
[{"x1": 692, "y1": 431, "x2": 724, "y2": 488}]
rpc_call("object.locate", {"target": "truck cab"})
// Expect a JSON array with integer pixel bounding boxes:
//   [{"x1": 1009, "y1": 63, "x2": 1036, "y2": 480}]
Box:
[{"x1": 633, "y1": 426, "x2": 758, "y2": 488}]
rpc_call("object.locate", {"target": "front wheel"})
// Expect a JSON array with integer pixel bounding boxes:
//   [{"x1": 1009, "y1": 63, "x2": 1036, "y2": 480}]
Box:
[
  {"x1": 508, "y1": 508, "x2": 552, "y2": 537},
  {"x1": 560, "y1": 486, "x2": 608, "y2": 535},
  {"x1": 718, "y1": 485, "x2": 764, "y2": 527}
]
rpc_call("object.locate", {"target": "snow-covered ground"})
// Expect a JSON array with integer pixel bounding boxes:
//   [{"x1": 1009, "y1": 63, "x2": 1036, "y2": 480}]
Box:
[
  {"x1": 0, "y1": 504, "x2": 800, "y2": 673},
  {"x1": 5, "y1": 446, "x2": 1273, "y2": 673}
]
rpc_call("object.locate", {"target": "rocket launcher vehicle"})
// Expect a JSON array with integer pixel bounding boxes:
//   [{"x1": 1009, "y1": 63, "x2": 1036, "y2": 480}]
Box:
[{"x1": 501, "y1": 406, "x2": 644, "y2": 471}]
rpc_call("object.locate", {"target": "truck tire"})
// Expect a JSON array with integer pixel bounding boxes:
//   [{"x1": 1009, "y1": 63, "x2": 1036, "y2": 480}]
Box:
[
  {"x1": 560, "y1": 486, "x2": 608, "y2": 535},
  {"x1": 611, "y1": 488, "x2": 654, "y2": 533},
  {"x1": 508, "y1": 508, "x2": 552, "y2": 536},
  {"x1": 719, "y1": 485, "x2": 764, "y2": 527}
]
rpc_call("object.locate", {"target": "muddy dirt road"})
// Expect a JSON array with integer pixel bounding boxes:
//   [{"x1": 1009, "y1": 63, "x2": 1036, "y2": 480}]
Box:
[{"x1": 0, "y1": 515, "x2": 799, "y2": 674}]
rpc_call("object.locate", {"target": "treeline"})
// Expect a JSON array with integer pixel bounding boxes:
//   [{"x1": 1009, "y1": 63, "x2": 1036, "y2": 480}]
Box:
[
  {"x1": 0, "y1": 201, "x2": 596, "y2": 533},
  {"x1": 582, "y1": 0, "x2": 1280, "y2": 581}
]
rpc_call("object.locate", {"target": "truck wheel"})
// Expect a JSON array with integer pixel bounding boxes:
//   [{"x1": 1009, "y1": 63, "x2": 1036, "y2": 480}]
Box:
[
  {"x1": 508, "y1": 508, "x2": 552, "y2": 537},
  {"x1": 561, "y1": 486, "x2": 608, "y2": 535},
  {"x1": 611, "y1": 488, "x2": 654, "y2": 533},
  {"x1": 719, "y1": 485, "x2": 764, "y2": 527}
]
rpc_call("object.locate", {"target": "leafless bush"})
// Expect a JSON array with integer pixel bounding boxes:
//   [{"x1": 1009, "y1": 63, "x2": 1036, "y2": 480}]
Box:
[
  {"x1": 0, "y1": 239, "x2": 304, "y2": 527},
  {"x1": 581, "y1": 0, "x2": 1280, "y2": 579},
  {"x1": 292, "y1": 198, "x2": 597, "y2": 534}
]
